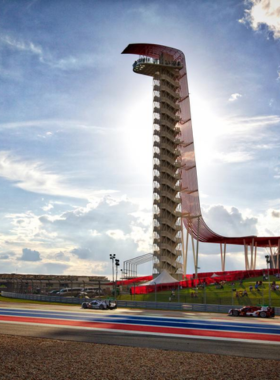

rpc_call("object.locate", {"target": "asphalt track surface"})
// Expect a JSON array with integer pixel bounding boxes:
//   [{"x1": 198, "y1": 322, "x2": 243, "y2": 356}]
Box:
[{"x1": 0, "y1": 303, "x2": 280, "y2": 360}]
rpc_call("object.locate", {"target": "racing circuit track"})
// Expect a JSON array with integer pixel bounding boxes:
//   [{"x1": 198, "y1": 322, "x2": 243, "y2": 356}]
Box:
[{"x1": 0, "y1": 303, "x2": 279, "y2": 360}]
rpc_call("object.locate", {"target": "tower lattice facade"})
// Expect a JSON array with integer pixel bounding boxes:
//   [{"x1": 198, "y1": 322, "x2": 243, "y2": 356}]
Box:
[{"x1": 132, "y1": 55, "x2": 183, "y2": 279}]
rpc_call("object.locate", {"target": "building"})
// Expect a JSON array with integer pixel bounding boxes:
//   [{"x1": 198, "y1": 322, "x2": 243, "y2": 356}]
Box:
[
  {"x1": 123, "y1": 45, "x2": 186, "y2": 280},
  {"x1": 0, "y1": 273, "x2": 108, "y2": 294}
]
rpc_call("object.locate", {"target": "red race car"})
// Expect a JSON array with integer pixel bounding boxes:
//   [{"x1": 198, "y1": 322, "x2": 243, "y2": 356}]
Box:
[{"x1": 228, "y1": 306, "x2": 275, "y2": 318}]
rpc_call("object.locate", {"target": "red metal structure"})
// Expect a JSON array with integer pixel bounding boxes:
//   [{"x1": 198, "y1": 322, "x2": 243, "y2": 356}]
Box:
[{"x1": 122, "y1": 43, "x2": 280, "y2": 273}]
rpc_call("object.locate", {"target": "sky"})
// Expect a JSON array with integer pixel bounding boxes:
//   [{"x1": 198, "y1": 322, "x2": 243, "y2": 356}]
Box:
[{"x1": 0, "y1": 0, "x2": 279, "y2": 278}]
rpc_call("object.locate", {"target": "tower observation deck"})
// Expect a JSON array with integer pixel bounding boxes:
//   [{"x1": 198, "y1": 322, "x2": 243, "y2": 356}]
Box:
[{"x1": 122, "y1": 43, "x2": 280, "y2": 278}]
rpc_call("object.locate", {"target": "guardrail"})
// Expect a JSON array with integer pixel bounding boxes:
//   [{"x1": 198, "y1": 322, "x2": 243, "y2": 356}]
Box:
[
  {"x1": 1, "y1": 292, "x2": 279, "y2": 315},
  {"x1": 117, "y1": 300, "x2": 232, "y2": 313},
  {"x1": 1, "y1": 292, "x2": 85, "y2": 304}
]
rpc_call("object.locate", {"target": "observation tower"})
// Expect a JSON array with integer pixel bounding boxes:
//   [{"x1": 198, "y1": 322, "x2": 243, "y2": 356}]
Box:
[
  {"x1": 123, "y1": 44, "x2": 186, "y2": 279},
  {"x1": 122, "y1": 43, "x2": 280, "y2": 279}
]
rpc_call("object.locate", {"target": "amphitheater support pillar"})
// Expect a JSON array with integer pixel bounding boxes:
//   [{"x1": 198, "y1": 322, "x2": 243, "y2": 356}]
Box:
[
  {"x1": 269, "y1": 240, "x2": 276, "y2": 269},
  {"x1": 183, "y1": 227, "x2": 189, "y2": 276},
  {"x1": 190, "y1": 233, "x2": 197, "y2": 283},
  {"x1": 181, "y1": 218, "x2": 186, "y2": 275},
  {"x1": 194, "y1": 217, "x2": 200, "y2": 284},
  {"x1": 254, "y1": 243, "x2": 258, "y2": 270},
  {"x1": 250, "y1": 238, "x2": 254, "y2": 270},
  {"x1": 220, "y1": 243, "x2": 226, "y2": 272},
  {"x1": 191, "y1": 234, "x2": 196, "y2": 271},
  {"x1": 243, "y1": 240, "x2": 249, "y2": 270}
]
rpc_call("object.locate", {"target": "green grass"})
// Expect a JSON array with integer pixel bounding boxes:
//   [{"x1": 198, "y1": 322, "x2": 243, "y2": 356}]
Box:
[{"x1": 118, "y1": 276, "x2": 280, "y2": 307}]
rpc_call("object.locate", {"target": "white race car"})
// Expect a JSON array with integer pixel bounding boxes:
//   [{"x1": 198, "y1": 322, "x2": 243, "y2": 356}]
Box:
[{"x1": 81, "y1": 299, "x2": 117, "y2": 310}]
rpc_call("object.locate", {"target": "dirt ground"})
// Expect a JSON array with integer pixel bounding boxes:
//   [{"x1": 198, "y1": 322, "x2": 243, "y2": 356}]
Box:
[{"x1": 0, "y1": 334, "x2": 280, "y2": 380}]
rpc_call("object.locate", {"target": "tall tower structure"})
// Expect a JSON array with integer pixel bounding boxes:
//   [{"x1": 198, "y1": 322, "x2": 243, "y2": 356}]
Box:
[
  {"x1": 123, "y1": 43, "x2": 280, "y2": 278},
  {"x1": 123, "y1": 46, "x2": 184, "y2": 279}
]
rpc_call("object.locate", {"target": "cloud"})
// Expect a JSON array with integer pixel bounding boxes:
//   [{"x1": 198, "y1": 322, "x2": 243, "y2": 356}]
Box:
[
  {"x1": 225, "y1": 115, "x2": 280, "y2": 135},
  {"x1": 70, "y1": 248, "x2": 93, "y2": 260},
  {"x1": 0, "y1": 119, "x2": 105, "y2": 133},
  {"x1": 1, "y1": 196, "x2": 152, "y2": 275},
  {"x1": 0, "y1": 35, "x2": 43, "y2": 58},
  {"x1": 214, "y1": 151, "x2": 253, "y2": 163},
  {"x1": 191, "y1": 93, "x2": 280, "y2": 166},
  {"x1": 0, "y1": 254, "x2": 9, "y2": 260},
  {"x1": 40, "y1": 197, "x2": 142, "y2": 235},
  {"x1": 16, "y1": 262, "x2": 70, "y2": 275},
  {"x1": 3, "y1": 211, "x2": 42, "y2": 244},
  {"x1": 51, "y1": 251, "x2": 71, "y2": 262},
  {"x1": 197, "y1": 114, "x2": 280, "y2": 164},
  {"x1": 106, "y1": 230, "x2": 129, "y2": 240},
  {"x1": 274, "y1": 165, "x2": 280, "y2": 179},
  {"x1": 0, "y1": 251, "x2": 15, "y2": 260},
  {"x1": 188, "y1": 251, "x2": 247, "y2": 273},
  {"x1": 19, "y1": 248, "x2": 41, "y2": 261},
  {"x1": 38, "y1": 197, "x2": 152, "y2": 262},
  {"x1": 253, "y1": 207, "x2": 280, "y2": 238},
  {"x1": 26, "y1": 0, "x2": 39, "y2": 10},
  {"x1": 240, "y1": 0, "x2": 280, "y2": 39},
  {"x1": 271, "y1": 210, "x2": 280, "y2": 218},
  {"x1": 216, "y1": 115, "x2": 279, "y2": 162},
  {"x1": 228, "y1": 93, "x2": 242, "y2": 102},
  {"x1": 0, "y1": 151, "x2": 115, "y2": 200},
  {"x1": 1, "y1": 195, "x2": 274, "y2": 274},
  {"x1": 50, "y1": 55, "x2": 100, "y2": 71},
  {"x1": 42, "y1": 263, "x2": 69, "y2": 274},
  {"x1": 126, "y1": 4, "x2": 161, "y2": 24},
  {"x1": 0, "y1": 34, "x2": 106, "y2": 71},
  {"x1": 42, "y1": 203, "x2": 53, "y2": 212},
  {"x1": 202, "y1": 205, "x2": 258, "y2": 237}
]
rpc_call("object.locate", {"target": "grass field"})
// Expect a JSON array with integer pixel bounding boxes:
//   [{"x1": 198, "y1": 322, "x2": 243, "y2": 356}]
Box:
[{"x1": 118, "y1": 276, "x2": 280, "y2": 307}]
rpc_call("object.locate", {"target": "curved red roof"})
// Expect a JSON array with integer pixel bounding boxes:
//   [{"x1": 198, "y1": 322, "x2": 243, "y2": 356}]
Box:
[{"x1": 122, "y1": 43, "x2": 280, "y2": 248}]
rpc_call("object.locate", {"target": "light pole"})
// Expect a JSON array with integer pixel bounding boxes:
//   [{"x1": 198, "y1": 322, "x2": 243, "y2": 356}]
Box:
[
  {"x1": 265, "y1": 255, "x2": 271, "y2": 306},
  {"x1": 115, "y1": 259, "x2": 120, "y2": 299},
  {"x1": 109, "y1": 254, "x2": 116, "y2": 290}
]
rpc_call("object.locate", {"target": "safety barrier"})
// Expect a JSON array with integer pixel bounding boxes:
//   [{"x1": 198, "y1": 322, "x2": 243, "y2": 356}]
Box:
[
  {"x1": 1, "y1": 291, "x2": 279, "y2": 315},
  {"x1": 117, "y1": 300, "x2": 280, "y2": 315},
  {"x1": 1, "y1": 292, "x2": 85, "y2": 304}
]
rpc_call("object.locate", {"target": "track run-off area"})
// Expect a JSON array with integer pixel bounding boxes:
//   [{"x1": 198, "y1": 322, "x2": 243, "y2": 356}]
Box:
[{"x1": 0, "y1": 304, "x2": 280, "y2": 350}]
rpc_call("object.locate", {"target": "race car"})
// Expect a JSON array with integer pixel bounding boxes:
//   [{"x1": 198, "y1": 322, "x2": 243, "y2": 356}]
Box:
[
  {"x1": 228, "y1": 306, "x2": 275, "y2": 318},
  {"x1": 81, "y1": 299, "x2": 117, "y2": 310}
]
